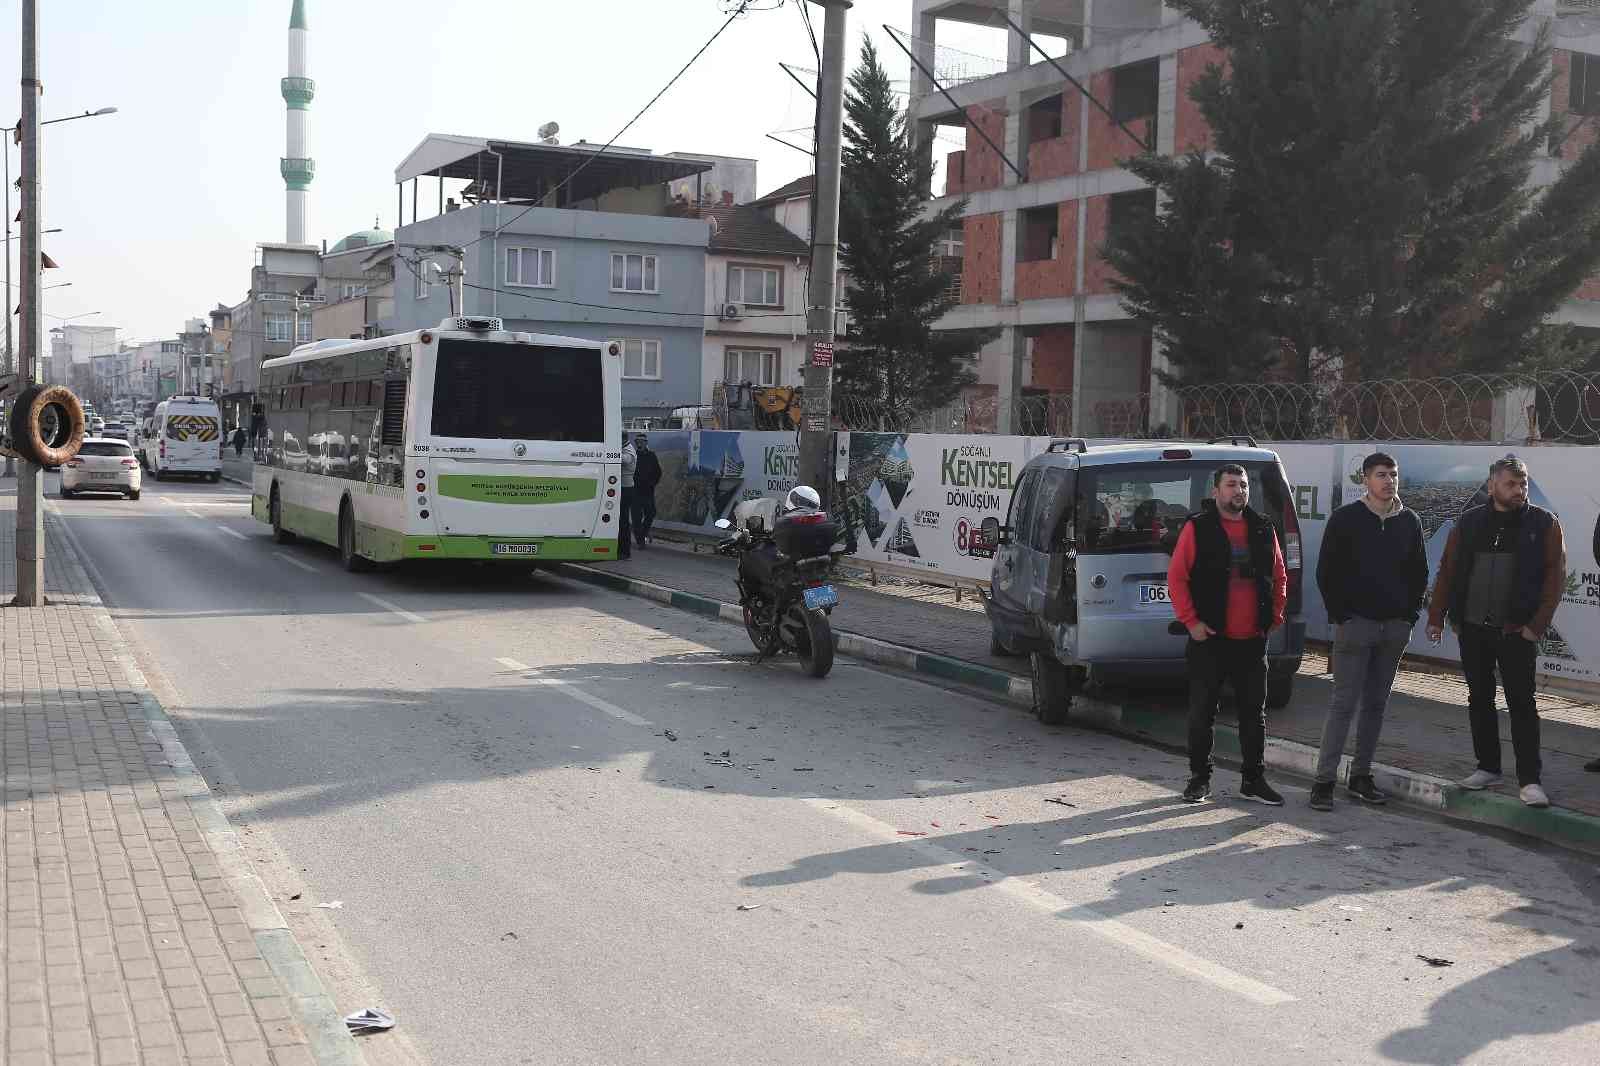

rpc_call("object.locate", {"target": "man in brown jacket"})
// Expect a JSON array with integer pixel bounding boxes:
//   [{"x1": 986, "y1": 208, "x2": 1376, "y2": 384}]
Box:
[{"x1": 1426, "y1": 456, "x2": 1565, "y2": 807}]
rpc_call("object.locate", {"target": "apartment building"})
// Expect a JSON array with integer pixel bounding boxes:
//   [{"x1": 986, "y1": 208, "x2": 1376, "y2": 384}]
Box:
[{"x1": 913, "y1": 0, "x2": 1600, "y2": 434}]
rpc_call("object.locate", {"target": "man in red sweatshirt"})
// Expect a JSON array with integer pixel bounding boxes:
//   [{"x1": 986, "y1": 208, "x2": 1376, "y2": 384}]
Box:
[{"x1": 1168, "y1": 464, "x2": 1289, "y2": 804}]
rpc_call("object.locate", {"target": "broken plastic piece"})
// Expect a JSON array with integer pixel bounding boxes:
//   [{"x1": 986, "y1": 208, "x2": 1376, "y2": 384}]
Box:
[
  {"x1": 1044, "y1": 798, "x2": 1077, "y2": 807},
  {"x1": 314, "y1": 901, "x2": 344, "y2": 910},
  {"x1": 344, "y1": 1008, "x2": 396, "y2": 1035},
  {"x1": 736, "y1": 903, "x2": 762, "y2": 911},
  {"x1": 1416, "y1": 955, "x2": 1454, "y2": 968}
]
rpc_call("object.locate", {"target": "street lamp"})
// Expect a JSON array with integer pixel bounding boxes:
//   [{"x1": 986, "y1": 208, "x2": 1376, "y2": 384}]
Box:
[{"x1": 3, "y1": 105, "x2": 114, "y2": 479}]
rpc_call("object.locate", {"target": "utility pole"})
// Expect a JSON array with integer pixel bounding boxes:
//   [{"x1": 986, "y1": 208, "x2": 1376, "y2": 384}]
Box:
[
  {"x1": 4, "y1": 125, "x2": 14, "y2": 480},
  {"x1": 14, "y1": 0, "x2": 43, "y2": 604},
  {"x1": 796, "y1": 0, "x2": 849, "y2": 506}
]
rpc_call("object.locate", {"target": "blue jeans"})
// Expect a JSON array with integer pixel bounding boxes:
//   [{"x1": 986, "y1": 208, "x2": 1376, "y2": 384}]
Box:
[{"x1": 1314, "y1": 617, "x2": 1411, "y2": 784}]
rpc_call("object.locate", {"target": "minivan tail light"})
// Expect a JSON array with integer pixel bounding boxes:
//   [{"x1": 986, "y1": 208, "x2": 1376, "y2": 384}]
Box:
[{"x1": 1283, "y1": 530, "x2": 1303, "y2": 571}]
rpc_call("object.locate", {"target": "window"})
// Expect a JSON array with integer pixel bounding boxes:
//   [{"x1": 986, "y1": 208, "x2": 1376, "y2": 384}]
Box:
[
  {"x1": 1021, "y1": 205, "x2": 1059, "y2": 262},
  {"x1": 1026, "y1": 467, "x2": 1077, "y2": 551},
  {"x1": 295, "y1": 315, "x2": 313, "y2": 344},
  {"x1": 506, "y1": 246, "x2": 556, "y2": 287},
  {"x1": 1077, "y1": 461, "x2": 1289, "y2": 554},
  {"x1": 727, "y1": 265, "x2": 781, "y2": 307},
  {"x1": 1028, "y1": 94, "x2": 1064, "y2": 142},
  {"x1": 611, "y1": 338, "x2": 662, "y2": 380},
  {"x1": 610, "y1": 253, "x2": 659, "y2": 294},
  {"x1": 724, "y1": 347, "x2": 777, "y2": 386},
  {"x1": 1572, "y1": 53, "x2": 1600, "y2": 116},
  {"x1": 1111, "y1": 60, "x2": 1160, "y2": 124},
  {"x1": 1107, "y1": 190, "x2": 1156, "y2": 244},
  {"x1": 415, "y1": 261, "x2": 430, "y2": 300},
  {"x1": 264, "y1": 313, "x2": 293, "y2": 343},
  {"x1": 430, "y1": 339, "x2": 605, "y2": 443},
  {"x1": 340, "y1": 283, "x2": 368, "y2": 301}
]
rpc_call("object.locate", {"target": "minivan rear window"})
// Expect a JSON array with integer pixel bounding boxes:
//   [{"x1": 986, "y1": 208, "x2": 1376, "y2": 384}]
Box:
[{"x1": 1078, "y1": 461, "x2": 1288, "y2": 553}]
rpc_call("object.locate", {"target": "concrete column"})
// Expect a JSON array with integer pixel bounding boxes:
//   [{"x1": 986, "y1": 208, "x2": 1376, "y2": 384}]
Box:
[
  {"x1": 910, "y1": 7, "x2": 940, "y2": 192},
  {"x1": 993, "y1": 326, "x2": 1028, "y2": 434},
  {"x1": 1006, "y1": 0, "x2": 1032, "y2": 70},
  {"x1": 1158, "y1": 53, "x2": 1178, "y2": 156},
  {"x1": 1001, "y1": 208, "x2": 1019, "y2": 303}
]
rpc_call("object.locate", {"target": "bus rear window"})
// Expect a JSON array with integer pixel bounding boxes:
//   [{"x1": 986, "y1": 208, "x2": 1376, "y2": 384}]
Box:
[
  {"x1": 1078, "y1": 461, "x2": 1287, "y2": 553},
  {"x1": 430, "y1": 339, "x2": 605, "y2": 443}
]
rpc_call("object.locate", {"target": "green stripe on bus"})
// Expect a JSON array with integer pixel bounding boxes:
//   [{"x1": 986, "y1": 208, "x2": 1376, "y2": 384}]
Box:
[{"x1": 435, "y1": 475, "x2": 597, "y2": 505}]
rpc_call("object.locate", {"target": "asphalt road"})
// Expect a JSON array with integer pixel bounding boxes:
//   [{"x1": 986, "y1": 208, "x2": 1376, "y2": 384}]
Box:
[{"x1": 52, "y1": 474, "x2": 1600, "y2": 1066}]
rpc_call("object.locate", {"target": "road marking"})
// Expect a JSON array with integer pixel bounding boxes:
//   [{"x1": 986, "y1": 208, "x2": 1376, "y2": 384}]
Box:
[
  {"x1": 492, "y1": 659, "x2": 655, "y2": 726},
  {"x1": 184, "y1": 508, "x2": 204, "y2": 519},
  {"x1": 217, "y1": 525, "x2": 248, "y2": 540},
  {"x1": 357, "y1": 592, "x2": 427, "y2": 625},
  {"x1": 801, "y1": 798, "x2": 1296, "y2": 1007},
  {"x1": 274, "y1": 553, "x2": 319, "y2": 574}
]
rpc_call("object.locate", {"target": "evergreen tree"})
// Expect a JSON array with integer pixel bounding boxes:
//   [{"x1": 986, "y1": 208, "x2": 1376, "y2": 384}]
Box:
[
  {"x1": 836, "y1": 40, "x2": 987, "y2": 422},
  {"x1": 1104, "y1": 0, "x2": 1600, "y2": 384}
]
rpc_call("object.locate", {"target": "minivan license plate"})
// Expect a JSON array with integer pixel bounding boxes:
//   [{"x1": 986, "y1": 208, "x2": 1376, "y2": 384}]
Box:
[
  {"x1": 803, "y1": 585, "x2": 838, "y2": 610},
  {"x1": 491, "y1": 543, "x2": 539, "y2": 556},
  {"x1": 1137, "y1": 583, "x2": 1171, "y2": 606}
]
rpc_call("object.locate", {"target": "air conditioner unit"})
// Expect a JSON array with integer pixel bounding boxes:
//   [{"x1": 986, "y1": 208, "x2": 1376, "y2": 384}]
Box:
[{"x1": 719, "y1": 303, "x2": 743, "y2": 320}]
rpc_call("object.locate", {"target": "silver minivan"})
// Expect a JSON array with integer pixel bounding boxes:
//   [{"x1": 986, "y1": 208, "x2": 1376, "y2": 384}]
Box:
[{"x1": 982, "y1": 439, "x2": 1306, "y2": 723}]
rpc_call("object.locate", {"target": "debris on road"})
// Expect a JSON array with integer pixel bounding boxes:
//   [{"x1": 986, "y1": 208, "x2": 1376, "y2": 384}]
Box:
[
  {"x1": 1235, "y1": 922, "x2": 1245, "y2": 930},
  {"x1": 288, "y1": 893, "x2": 301, "y2": 902},
  {"x1": 705, "y1": 757, "x2": 734, "y2": 767},
  {"x1": 500, "y1": 932, "x2": 518, "y2": 942},
  {"x1": 661, "y1": 730, "x2": 678, "y2": 742},
  {"x1": 1044, "y1": 797, "x2": 1077, "y2": 808},
  {"x1": 344, "y1": 1008, "x2": 396, "y2": 1035},
  {"x1": 897, "y1": 830, "x2": 927, "y2": 837},
  {"x1": 736, "y1": 903, "x2": 762, "y2": 912},
  {"x1": 314, "y1": 901, "x2": 344, "y2": 910},
  {"x1": 793, "y1": 767, "x2": 815, "y2": 772},
  {"x1": 1417, "y1": 955, "x2": 1454, "y2": 968}
]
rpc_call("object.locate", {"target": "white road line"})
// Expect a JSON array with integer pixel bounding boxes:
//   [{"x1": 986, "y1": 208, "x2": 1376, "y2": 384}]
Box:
[
  {"x1": 514, "y1": 673, "x2": 654, "y2": 727},
  {"x1": 801, "y1": 798, "x2": 1296, "y2": 1007},
  {"x1": 357, "y1": 592, "x2": 427, "y2": 625},
  {"x1": 217, "y1": 526, "x2": 248, "y2": 540},
  {"x1": 495, "y1": 657, "x2": 531, "y2": 671},
  {"x1": 184, "y1": 509, "x2": 204, "y2": 519},
  {"x1": 274, "y1": 553, "x2": 319, "y2": 574}
]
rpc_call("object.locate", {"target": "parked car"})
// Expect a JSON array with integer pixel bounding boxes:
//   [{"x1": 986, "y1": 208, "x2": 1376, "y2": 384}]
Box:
[
  {"x1": 61, "y1": 438, "x2": 142, "y2": 500},
  {"x1": 981, "y1": 438, "x2": 1306, "y2": 723}
]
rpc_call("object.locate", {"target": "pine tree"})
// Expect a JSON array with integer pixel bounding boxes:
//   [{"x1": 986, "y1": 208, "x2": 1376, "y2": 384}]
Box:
[
  {"x1": 1103, "y1": 0, "x2": 1600, "y2": 384},
  {"x1": 836, "y1": 40, "x2": 987, "y2": 423}
]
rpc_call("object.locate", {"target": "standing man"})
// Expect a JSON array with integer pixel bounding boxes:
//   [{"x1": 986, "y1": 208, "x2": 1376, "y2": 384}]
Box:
[
  {"x1": 633, "y1": 433, "x2": 661, "y2": 549},
  {"x1": 618, "y1": 433, "x2": 637, "y2": 560},
  {"x1": 1308, "y1": 453, "x2": 1429, "y2": 811},
  {"x1": 232, "y1": 425, "x2": 248, "y2": 459},
  {"x1": 1427, "y1": 455, "x2": 1565, "y2": 807},
  {"x1": 1168, "y1": 465, "x2": 1289, "y2": 805}
]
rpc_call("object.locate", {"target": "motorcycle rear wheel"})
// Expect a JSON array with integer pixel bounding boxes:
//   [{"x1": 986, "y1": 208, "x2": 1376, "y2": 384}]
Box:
[{"x1": 792, "y1": 606, "x2": 834, "y2": 679}]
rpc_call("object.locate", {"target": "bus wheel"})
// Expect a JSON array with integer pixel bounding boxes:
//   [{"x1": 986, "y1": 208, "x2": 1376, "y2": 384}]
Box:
[
  {"x1": 270, "y1": 486, "x2": 294, "y2": 545},
  {"x1": 339, "y1": 502, "x2": 369, "y2": 572}
]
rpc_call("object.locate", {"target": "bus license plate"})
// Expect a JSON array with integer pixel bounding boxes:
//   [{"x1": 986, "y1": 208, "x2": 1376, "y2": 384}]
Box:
[
  {"x1": 1137, "y1": 583, "x2": 1171, "y2": 607},
  {"x1": 492, "y1": 543, "x2": 539, "y2": 556},
  {"x1": 803, "y1": 585, "x2": 838, "y2": 610}
]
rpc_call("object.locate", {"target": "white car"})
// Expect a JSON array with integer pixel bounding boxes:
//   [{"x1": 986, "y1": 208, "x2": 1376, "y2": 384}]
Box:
[
  {"x1": 101, "y1": 422, "x2": 131, "y2": 442},
  {"x1": 61, "y1": 438, "x2": 142, "y2": 500}
]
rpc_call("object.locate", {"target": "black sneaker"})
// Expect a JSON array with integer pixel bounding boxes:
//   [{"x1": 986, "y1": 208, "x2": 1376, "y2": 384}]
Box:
[
  {"x1": 1182, "y1": 775, "x2": 1212, "y2": 803},
  {"x1": 1347, "y1": 775, "x2": 1387, "y2": 805},
  {"x1": 1308, "y1": 782, "x2": 1334, "y2": 811},
  {"x1": 1240, "y1": 775, "x2": 1284, "y2": 806}
]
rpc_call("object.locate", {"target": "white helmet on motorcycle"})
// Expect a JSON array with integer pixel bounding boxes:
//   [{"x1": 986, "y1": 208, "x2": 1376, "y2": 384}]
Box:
[{"x1": 785, "y1": 485, "x2": 822, "y2": 513}]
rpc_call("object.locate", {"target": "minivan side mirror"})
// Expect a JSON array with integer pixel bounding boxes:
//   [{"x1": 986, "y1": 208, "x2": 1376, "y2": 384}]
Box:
[{"x1": 980, "y1": 516, "x2": 1009, "y2": 548}]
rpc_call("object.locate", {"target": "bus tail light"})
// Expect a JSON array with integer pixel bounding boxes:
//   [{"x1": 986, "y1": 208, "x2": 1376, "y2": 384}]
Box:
[
  {"x1": 593, "y1": 546, "x2": 610, "y2": 553},
  {"x1": 417, "y1": 543, "x2": 437, "y2": 552}
]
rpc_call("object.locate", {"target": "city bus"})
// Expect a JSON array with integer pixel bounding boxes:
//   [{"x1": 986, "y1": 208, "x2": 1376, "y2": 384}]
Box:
[{"x1": 252, "y1": 315, "x2": 623, "y2": 570}]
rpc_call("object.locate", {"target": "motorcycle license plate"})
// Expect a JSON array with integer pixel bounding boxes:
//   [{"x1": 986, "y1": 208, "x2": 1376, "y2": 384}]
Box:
[{"x1": 803, "y1": 585, "x2": 838, "y2": 610}]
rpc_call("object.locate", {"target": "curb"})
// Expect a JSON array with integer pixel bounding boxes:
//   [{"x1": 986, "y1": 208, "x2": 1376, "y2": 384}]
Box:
[
  {"x1": 49, "y1": 504, "x2": 365, "y2": 1066},
  {"x1": 552, "y1": 561, "x2": 1600, "y2": 858}
]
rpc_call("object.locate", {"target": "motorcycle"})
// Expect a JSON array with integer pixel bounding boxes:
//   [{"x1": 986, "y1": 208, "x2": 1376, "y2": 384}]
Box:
[{"x1": 714, "y1": 508, "x2": 843, "y2": 678}]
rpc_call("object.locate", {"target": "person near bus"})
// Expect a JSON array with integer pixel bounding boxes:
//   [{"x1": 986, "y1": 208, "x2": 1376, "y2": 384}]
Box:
[
  {"x1": 633, "y1": 434, "x2": 662, "y2": 548},
  {"x1": 619, "y1": 433, "x2": 637, "y2": 560},
  {"x1": 1426, "y1": 455, "x2": 1566, "y2": 808},
  {"x1": 1167, "y1": 464, "x2": 1289, "y2": 806},
  {"x1": 232, "y1": 426, "x2": 248, "y2": 459}
]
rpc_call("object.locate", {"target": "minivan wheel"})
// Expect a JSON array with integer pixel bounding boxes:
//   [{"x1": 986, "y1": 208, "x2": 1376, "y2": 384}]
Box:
[
  {"x1": 1266, "y1": 672, "x2": 1295, "y2": 710},
  {"x1": 1030, "y1": 652, "x2": 1072, "y2": 726}
]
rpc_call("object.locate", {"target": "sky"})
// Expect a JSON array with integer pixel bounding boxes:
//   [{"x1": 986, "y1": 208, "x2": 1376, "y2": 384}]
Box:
[{"x1": 0, "y1": 0, "x2": 1012, "y2": 346}]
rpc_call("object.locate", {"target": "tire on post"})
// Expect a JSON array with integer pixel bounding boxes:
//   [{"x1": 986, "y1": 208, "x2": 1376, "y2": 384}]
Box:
[{"x1": 8, "y1": 384, "x2": 85, "y2": 467}]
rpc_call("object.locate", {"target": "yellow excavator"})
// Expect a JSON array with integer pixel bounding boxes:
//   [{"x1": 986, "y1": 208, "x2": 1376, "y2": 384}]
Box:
[{"x1": 714, "y1": 383, "x2": 802, "y2": 430}]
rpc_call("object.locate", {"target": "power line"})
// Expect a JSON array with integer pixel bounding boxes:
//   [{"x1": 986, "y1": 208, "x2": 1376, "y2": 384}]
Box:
[{"x1": 456, "y1": 0, "x2": 758, "y2": 254}]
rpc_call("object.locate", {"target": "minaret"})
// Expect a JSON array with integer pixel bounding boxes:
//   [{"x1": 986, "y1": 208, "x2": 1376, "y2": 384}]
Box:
[{"x1": 280, "y1": 0, "x2": 314, "y2": 244}]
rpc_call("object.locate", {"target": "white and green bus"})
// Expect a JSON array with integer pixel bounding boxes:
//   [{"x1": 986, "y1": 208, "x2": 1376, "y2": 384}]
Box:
[{"x1": 252, "y1": 315, "x2": 623, "y2": 569}]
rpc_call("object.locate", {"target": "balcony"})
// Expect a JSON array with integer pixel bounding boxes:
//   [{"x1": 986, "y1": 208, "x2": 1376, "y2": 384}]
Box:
[
  {"x1": 280, "y1": 76, "x2": 316, "y2": 108},
  {"x1": 280, "y1": 157, "x2": 316, "y2": 189}
]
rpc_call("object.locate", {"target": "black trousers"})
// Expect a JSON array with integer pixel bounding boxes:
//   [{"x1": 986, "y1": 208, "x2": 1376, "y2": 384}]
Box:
[
  {"x1": 633, "y1": 489, "x2": 657, "y2": 544},
  {"x1": 1186, "y1": 636, "x2": 1267, "y2": 779},
  {"x1": 618, "y1": 488, "x2": 634, "y2": 556},
  {"x1": 1458, "y1": 623, "x2": 1542, "y2": 785}
]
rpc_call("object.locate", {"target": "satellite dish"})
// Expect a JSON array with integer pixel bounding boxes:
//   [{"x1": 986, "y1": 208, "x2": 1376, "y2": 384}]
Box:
[{"x1": 538, "y1": 121, "x2": 560, "y2": 145}]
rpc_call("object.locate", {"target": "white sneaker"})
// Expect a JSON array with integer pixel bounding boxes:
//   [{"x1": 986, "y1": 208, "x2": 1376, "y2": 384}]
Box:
[
  {"x1": 1520, "y1": 784, "x2": 1550, "y2": 808},
  {"x1": 1458, "y1": 770, "x2": 1503, "y2": 790}
]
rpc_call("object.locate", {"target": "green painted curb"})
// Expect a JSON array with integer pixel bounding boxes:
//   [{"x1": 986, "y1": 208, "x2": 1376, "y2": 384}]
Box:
[{"x1": 555, "y1": 560, "x2": 1600, "y2": 858}]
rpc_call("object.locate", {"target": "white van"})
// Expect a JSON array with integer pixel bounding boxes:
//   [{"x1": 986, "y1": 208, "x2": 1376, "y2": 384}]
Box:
[{"x1": 144, "y1": 396, "x2": 224, "y2": 482}]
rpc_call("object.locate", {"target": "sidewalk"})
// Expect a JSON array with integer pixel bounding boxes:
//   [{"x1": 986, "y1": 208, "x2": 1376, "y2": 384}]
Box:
[
  {"x1": 218, "y1": 456, "x2": 253, "y2": 488},
  {"x1": 561, "y1": 537, "x2": 1600, "y2": 849},
  {"x1": 1, "y1": 482, "x2": 357, "y2": 1065}
]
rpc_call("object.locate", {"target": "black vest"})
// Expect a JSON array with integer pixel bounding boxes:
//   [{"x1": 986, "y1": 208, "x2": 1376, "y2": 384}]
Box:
[
  {"x1": 1447, "y1": 503, "x2": 1554, "y2": 630},
  {"x1": 1186, "y1": 502, "x2": 1278, "y2": 634}
]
